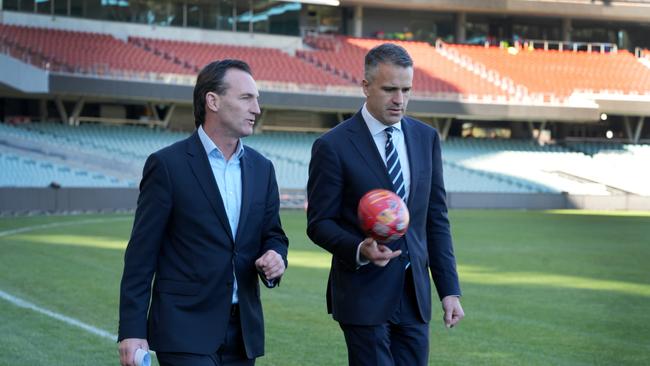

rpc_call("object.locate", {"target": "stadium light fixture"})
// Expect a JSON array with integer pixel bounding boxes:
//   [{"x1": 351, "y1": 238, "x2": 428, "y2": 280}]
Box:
[{"x1": 600, "y1": 113, "x2": 608, "y2": 121}]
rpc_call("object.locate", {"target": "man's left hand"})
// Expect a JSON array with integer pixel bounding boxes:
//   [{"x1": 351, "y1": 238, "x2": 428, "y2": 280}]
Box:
[
  {"x1": 255, "y1": 250, "x2": 285, "y2": 280},
  {"x1": 442, "y1": 295, "x2": 465, "y2": 328}
]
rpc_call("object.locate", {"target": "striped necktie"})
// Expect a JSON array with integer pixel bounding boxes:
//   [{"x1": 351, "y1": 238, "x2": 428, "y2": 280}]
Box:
[
  {"x1": 385, "y1": 127, "x2": 406, "y2": 200},
  {"x1": 385, "y1": 126, "x2": 410, "y2": 269}
]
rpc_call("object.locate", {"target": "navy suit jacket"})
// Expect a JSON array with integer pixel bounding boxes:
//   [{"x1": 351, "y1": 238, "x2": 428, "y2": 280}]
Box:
[
  {"x1": 118, "y1": 131, "x2": 288, "y2": 358},
  {"x1": 307, "y1": 111, "x2": 460, "y2": 325}
]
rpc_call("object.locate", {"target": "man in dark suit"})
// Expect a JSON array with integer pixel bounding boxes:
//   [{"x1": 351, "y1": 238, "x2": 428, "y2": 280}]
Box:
[
  {"x1": 307, "y1": 43, "x2": 464, "y2": 366},
  {"x1": 118, "y1": 59, "x2": 289, "y2": 366}
]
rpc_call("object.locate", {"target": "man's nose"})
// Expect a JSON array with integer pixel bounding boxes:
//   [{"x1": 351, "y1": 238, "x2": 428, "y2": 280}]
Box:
[
  {"x1": 252, "y1": 99, "x2": 261, "y2": 115},
  {"x1": 392, "y1": 91, "x2": 404, "y2": 105}
]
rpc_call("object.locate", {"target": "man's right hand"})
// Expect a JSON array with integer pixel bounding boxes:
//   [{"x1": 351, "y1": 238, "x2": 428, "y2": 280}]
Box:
[
  {"x1": 359, "y1": 237, "x2": 402, "y2": 267},
  {"x1": 119, "y1": 338, "x2": 149, "y2": 366}
]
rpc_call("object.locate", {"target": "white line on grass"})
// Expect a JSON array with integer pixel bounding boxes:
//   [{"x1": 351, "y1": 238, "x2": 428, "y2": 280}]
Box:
[
  {"x1": 0, "y1": 217, "x2": 131, "y2": 238},
  {"x1": 0, "y1": 216, "x2": 157, "y2": 358},
  {"x1": 0, "y1": 289, "x2": 117, "y2": 341},
  {"x1": 0, "y1": 217, "x2": 131, "y2": 341}
]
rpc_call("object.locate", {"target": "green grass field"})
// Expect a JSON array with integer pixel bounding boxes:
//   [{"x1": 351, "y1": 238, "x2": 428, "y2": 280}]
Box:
[{"x1": 1, "y1": 210, "x2": 649, "y2": 366}]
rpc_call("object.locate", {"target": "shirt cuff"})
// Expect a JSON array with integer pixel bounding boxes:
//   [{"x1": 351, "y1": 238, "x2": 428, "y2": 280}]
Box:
[{"x1": 356, "y1": 241, "x2": 370, "y2": 267}]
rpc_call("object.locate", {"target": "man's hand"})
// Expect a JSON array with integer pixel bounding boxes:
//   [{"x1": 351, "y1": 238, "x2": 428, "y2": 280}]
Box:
[
  {"x1": 359, "y1": 237, "x2": 402, "y2": 267},
  {"x1": 255, "y1": 250, "x2": 285, "y2": 280},
  {"x1": 442, "y1": 295, "x2": 465, "y2": 328},
  {"x1": 118, "y1": 338, "x2": 149, "y2": 366}
]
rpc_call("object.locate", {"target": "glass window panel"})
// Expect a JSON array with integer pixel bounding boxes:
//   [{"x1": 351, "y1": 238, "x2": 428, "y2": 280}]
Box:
[
  {"x1": 168, "y1": 1, "x2": 183, "y2": 27},
  {"x1": 70, "y1": 0, "x2": 84, "y2": 17},
  {"x1": 3, "y1": 0, "x2": 20, "y2": 11},
  {"x1": 20, "y1": 0, "x2": 36, "y2": 12},
  {"x1": 233, "y1": 0, "x2": 301, "y2": 35},
  {"x1": 54, "y1": 0, "x2": 69, "y2": 15},
  {"x1": 215, "y1": 0, "x2": 236, "y2": 31},
  {"x1": 35, "y1": 0, "x2": 52, "y2": 14},
  {"x1": 186, "y1": 3, "x2": 202, "y2": 28}
]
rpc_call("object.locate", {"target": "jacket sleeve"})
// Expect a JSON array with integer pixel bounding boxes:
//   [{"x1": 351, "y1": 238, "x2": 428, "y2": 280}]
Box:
[
  {"x1": 258, "y1": 161, "x2": 289, "y2": 287},
  {"x1": 426, "y1": 130, "x2": 461, "y2": 299},
  {"x1": 118, "y1": 153, "x2": 172, "y2": 340}
]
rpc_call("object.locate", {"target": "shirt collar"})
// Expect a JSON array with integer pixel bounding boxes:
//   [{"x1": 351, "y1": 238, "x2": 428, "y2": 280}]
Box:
[
  {"x1": 361, "y1": 103, "x2": 402, "y2": 137},
  {"x1": 197, "y1": 125, "x2": 245, "y2": 160}
]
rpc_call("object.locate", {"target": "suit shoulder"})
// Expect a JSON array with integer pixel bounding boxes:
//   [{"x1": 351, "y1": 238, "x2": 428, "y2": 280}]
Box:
[
  {"x1": 319, "y1": 117, "x2": 356, "y2": 142},
  {"x1": 405, "y1": 116, "x2": 434, "y2": 131},
  {"x1": 149, "y1": 134, "x2": 191, "y2": 160},
  {"x1": 404, "y1": 116, "x2": 440, "y2": 137},
  {"x1": 243, "y1": 145, "x2": 272, "y2": 166}
]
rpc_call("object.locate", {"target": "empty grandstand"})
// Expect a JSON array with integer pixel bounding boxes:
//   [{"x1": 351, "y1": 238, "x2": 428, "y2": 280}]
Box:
[{"x1": 1, "y1": 1, "x2": 650, "y2": 211}]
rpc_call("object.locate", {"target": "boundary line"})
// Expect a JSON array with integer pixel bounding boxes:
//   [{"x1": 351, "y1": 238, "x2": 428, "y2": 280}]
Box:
[
  {"x1": 0, "y1": 216, "x2": 131, "y2": 341},
  {"x1": 0, "y1": 289, "x2": 117, "y2": 341},
  {"x1": 0, "y1": 217, "x2": 131, "y2": 238}
]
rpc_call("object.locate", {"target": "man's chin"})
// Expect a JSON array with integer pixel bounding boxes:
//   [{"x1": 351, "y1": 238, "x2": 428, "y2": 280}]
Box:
[{"x1": 385, "y1": 115, "x2": 402, "y2": 124}]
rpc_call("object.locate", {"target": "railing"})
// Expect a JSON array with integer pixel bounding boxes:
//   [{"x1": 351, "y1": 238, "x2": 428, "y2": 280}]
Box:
[{"x1": 522, "y1": 39, "x2": 617, "y2": 53}]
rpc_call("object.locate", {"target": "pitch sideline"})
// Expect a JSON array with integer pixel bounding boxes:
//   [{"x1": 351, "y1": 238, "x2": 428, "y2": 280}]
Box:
[
  {"x1": 0, "y1": 216, "x2": 136, "y2": 347},
  {"x1": 0, "y1": 289, "x2": 117, "y2": 341},
  {"x1": 0, "y1": 216, "x2": 131, "y2": 238}
]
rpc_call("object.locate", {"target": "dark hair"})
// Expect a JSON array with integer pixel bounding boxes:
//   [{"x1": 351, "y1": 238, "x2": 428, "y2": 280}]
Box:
[
  {"x1": 364, "y1": 43, "x2": 413, "y2": 82},
  {"x1": 193, "y1": 59, "x2": 252, "y2": 128}
]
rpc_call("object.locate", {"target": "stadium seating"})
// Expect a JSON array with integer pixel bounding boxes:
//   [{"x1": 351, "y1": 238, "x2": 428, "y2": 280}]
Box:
[
  {"x1": 442, "y1": 138, "x2": 650, "y2": 195},
  {"x1": 300, "y1": 35, "x2": 507, "y2": 99},
  {"x1": 566, "y1": 142, "x2": 650, "y2": 195},
  {"x1": 3, "y1": 122, "x2": 648, "y2": 194},
  {"x1": 447, "y1": 44, "x2": 650, "y2": 99},
  {"x1": 4, "y1": 23, "x2": 646, "y2": 103},
  {"x1": 129, "y1": 37, "x2": 354, "y2": 87},
  {"x1": 0, "y1": 24, "x2": 187, "y2": 75},
  {"x1": 0, "y1": 148, "x2": 133, "y2": 187}
]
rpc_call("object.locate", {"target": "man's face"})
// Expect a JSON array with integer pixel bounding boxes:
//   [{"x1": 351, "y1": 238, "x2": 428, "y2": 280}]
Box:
[
  {"x1": 211, "y1": 69, "x2": 260, "y2": 139},
  {"x1": 362, "y1": 63, "x2": 413, "y2": 126}
]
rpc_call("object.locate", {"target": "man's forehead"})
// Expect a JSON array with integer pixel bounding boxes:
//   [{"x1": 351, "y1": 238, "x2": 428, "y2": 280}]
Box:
[{"x1": 224, "y1": 69, "x2": 259, "y2": 96}]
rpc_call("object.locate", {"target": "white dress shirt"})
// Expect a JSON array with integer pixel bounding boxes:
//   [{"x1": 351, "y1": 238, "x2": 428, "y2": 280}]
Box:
[
  {"x1": 361, "y1": 103, "x2": 411, "y2": 201},
  {"x1": 357, "y1": 104, "x2": 412, "y2": 265}
]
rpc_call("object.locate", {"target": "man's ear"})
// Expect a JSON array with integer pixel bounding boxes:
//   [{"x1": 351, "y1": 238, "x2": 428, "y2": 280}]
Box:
[
  {"x1": 362, "y1": 79, "x2": 370, "y2": 97},
  {"x1": 206, "y1": 92, "x2": 220, "y2": 112}
]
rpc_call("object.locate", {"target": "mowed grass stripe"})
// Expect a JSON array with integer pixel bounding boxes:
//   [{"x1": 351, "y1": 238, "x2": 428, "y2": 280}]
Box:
[{"x1": 0, "y1": 210, "x2": 649, "y2": 366}]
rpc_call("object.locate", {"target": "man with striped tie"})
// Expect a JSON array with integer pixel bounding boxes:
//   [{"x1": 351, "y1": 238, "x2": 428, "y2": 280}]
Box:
[{"x1": 307, "y1": 43, "x2": 464, "y2": 366}]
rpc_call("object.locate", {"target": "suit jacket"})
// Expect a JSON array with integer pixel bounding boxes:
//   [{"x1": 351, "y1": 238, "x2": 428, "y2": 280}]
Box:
[
  {"x1": 118, "y1": 131, "x2": 288, "y2": 358},
  {"x1": 307, "y1": 111, "x2": 460, "y2": 325}
]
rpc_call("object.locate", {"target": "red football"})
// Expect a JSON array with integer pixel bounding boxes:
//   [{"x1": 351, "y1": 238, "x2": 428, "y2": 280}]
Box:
[{"x1": 358, "y1": 189, "x2": 410, "y2": 244}]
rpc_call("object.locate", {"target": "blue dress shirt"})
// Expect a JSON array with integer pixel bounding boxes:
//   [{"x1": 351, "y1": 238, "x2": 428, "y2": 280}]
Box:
[{"x1": 198, "y1": 125, "x2": 244, "y2": 304}]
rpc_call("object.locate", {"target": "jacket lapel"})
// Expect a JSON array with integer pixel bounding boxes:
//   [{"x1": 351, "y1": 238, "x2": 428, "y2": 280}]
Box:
[
  {"x1": 401, "y1": 118, "x2": 421, "y2": 208},
  {"x1": 347, "y1": 112, "x2": 393, "y2": 190},
  {"x1": 186, "y1": 132, "x2": 234, "y2": 244},
  {"x1": 235, "y1": 151, "x2": 253, "y2": 243}
]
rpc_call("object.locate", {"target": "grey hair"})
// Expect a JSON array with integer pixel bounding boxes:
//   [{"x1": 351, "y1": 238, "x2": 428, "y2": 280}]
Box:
[{"x1": 364, "y1": 43, "x2": 413, "y2": 82}]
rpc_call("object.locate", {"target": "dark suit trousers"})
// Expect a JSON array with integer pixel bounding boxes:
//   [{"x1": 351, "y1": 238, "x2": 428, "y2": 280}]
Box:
[
  {"x1": 157, "y1": 305, "x2": 254, "y2": 366},
  {"x1": 339, "y1": 268, "x2": 430, "y2": 366}
]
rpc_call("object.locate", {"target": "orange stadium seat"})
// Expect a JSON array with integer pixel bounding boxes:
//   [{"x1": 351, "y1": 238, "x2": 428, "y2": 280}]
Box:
[
  {"x1": 128, "y1": 37, "x2": 354, "y2": 87},
  {"x1": 0, "y1": 24, "x2": 188, "y2": 75},
  {"x1": 447, "y1": 44, "x2": 650, "y2": 98},
  {"x1": 301, "y1": 35, "x2": 507, "y2": 99}
]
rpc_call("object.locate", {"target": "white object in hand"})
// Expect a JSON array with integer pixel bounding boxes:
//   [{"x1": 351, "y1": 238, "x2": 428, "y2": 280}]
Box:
[{"x1": 134, "y1": 348, "x2": 151, "y2": 366}]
